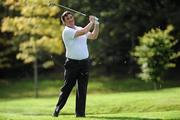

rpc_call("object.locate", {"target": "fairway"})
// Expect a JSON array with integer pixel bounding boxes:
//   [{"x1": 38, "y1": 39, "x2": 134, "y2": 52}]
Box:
[{"x1": 0, "y1": 87, "x2": 180, "y2": 120}]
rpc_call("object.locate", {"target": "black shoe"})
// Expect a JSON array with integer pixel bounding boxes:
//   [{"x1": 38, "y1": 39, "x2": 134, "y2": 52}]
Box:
[{"x1": 52, "y1": 111, "x2": 59, "y2": 117}]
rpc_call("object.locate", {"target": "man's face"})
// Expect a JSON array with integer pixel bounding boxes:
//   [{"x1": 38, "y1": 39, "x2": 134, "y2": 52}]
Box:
[{"x1": 64, "y1": 14, "x2": 75, "y2": 27}]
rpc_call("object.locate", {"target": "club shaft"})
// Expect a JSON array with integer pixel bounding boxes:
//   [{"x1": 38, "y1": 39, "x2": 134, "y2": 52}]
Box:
[{"x1": 51, "y1": 3, "x2": 86, "y2": 16}]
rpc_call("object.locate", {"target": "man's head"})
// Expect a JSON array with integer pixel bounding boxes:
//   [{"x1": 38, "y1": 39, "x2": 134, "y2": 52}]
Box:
[{"x1": 61, "y1": 11, "x2": 75, "y2": 27}]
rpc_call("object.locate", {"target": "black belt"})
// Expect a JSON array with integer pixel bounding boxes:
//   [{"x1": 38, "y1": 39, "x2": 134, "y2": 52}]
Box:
[{"x1": 67, "y1": 58, "x2": 89, "y2": 62}]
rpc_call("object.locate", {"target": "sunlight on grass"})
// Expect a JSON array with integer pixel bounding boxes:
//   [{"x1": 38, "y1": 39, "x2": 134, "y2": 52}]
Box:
[
  {"x1": 0, "y1": 88, "x2": 180, "y2": 120},
  {"x1": 0, "y1": 77, "x2": 180, "y2": 120}
]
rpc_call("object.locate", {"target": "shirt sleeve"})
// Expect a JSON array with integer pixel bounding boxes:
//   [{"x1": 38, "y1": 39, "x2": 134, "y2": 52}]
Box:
[{"x1": 63, "y1": 28, "x2": 77, "y2": 40}]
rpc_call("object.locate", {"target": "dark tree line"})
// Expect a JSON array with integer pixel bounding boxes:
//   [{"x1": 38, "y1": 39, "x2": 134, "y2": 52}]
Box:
[
  {"x1": 62, "y1": 0, "x2": 180, "y2": 75},
  {"x1": 0, "y1": 0, "x2": 180, "y2": 78}
]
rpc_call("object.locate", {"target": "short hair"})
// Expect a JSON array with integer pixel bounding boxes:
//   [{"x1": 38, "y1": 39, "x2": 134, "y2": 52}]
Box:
[{"x1": 61, "y1": 11, "x2": 73, "y2": 24}]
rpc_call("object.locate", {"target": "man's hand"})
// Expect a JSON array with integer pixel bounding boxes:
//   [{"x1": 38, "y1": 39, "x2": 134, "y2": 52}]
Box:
[
  {"x1": 87, "y1": 16, "x2": 99, "y2": 40},
  {"x1": 89, "y1": 16, "x2": 99, "y2": 25},
  {"x1": 89, "y1": 16, "x2": 95, "y2": 23}
]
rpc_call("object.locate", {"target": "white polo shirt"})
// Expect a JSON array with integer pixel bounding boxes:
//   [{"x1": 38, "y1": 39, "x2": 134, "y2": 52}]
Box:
[{"x1": 62, "y1": 26, "x2": 90, "y2": 60}]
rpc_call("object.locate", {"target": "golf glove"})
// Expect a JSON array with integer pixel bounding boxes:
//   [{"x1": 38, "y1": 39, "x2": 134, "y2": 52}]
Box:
[{"x1": 94, "y1": 17, "x2": 99, "y2": 24}]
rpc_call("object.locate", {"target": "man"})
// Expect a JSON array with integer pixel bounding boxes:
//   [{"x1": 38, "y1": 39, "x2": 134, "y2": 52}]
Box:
[{"x1": 53, "y1": 11, "x2": 99, "y2": 117}]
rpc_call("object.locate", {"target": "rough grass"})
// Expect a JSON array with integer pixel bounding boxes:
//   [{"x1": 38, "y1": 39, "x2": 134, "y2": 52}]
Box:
[{"x1": 0, "y1": 75, "x2": 179, "y2": 98}]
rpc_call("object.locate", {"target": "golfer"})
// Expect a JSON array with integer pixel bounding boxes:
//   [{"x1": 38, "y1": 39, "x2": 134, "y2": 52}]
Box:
[{"x1": 53, "y1": 11, "x2": 99, "y2": 117}]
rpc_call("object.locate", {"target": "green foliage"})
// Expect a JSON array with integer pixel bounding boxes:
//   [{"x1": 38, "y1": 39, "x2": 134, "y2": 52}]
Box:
[
  {"x1": 132, "y1": 25, "x2": 180, "y2": 86},
  {"x1": 1, "y1": 0, "x2": 64, "y2": 69},
  {"x1": 1, "y1": 0, "x2": 180, "y2": 76},
  {"x1": 64, "y1": 0, "x2": 180, "y2": 75},
  {"x1": 2, "y1": 17, "x2": 61, "y2": 37},
  {"x1": 16, "y1": 36, "x2": 64, "y2": 64},
  {"x1": 3, "y1": 0, "x2": 59, "y2": 15}
]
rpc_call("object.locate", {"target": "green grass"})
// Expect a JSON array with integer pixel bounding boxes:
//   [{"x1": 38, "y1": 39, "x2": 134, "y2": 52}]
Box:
[
  {"x1": 0, "y1": 89, "x2": 180, "y2": 120},
  {"x1": 1, "y1": 75, "x2": 179, "y2": 98},
  {"x1": 0, "y1": 76, "x2": 180, "y2": 120}
]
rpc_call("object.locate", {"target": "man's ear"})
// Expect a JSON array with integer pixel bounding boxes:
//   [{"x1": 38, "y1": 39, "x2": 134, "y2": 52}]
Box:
[{"x1": 61, "y1": 18, "x2": 65, "y2": 25}]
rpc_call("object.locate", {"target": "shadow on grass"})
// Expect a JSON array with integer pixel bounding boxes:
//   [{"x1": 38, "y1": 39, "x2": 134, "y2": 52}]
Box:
[
  {"x1": 22, "y1": 113, "x2": 52, "y2": 116},
  {"x1": 88, "y1": 116, "x2": 162, "y2": 120},
  {"x1": 21, "y1": 113, "x2": 162, "y2": 120},
  {"x1": 22, "y1": 112, "x2": 75, "y2": 116}
]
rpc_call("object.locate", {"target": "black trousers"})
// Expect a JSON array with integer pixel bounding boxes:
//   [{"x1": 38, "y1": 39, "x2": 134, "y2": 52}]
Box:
[{"x1": 54, "y1": 58, "x2": 90, "y2": 116}]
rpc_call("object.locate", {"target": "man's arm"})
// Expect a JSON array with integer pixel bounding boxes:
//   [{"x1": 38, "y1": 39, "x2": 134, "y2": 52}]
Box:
[
  {"x1": 87, "y1": 21, "x2": 99, "y2": 40},
  {"x1": 74, "y1": 16, "x2": 95, "y2": 38}
]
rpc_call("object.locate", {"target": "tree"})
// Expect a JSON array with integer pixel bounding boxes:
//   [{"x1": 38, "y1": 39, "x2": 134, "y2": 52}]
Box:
[
  {"x1": 62, "y1": 0, "x2": 180, "y2": 75},
  {"x1": 1, "y1": 0, "x2": 64, "y2": 97},
  {"x1": 1, "y1": 0, "x2": 180, "y2": 78},
  {"x1": 132, "y1": 25, "x2": 180, "y2": 89}
]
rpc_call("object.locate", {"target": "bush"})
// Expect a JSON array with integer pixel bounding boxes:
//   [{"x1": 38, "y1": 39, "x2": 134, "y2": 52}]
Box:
[{"x1": 132, "y1": 25, "x2": 180, "y2": 89}]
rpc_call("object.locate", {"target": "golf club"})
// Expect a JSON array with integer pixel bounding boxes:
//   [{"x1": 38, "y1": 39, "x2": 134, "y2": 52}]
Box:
[
  {"x1": 48, "y1": 2, "x2": 99, "y2": 21},
  {"x1": 49, "y1": 2, "x2": 87, "y2": 16}
]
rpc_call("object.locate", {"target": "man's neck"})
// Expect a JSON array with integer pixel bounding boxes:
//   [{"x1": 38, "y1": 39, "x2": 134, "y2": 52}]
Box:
[{"x1": 67, "y1": 25, "x2": 76, "y2": 29}]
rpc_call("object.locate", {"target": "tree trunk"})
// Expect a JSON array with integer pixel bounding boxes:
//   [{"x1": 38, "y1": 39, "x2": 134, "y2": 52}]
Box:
[
  {"x1": 153, "y1": 81, "x2": 162, "y2": 90},
  {"x1": 34, "y1": 56, "x2": 38, "y2": 98},
  {"x1": 33, "y1": 39, "x2": 38, "y2": 98}
]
